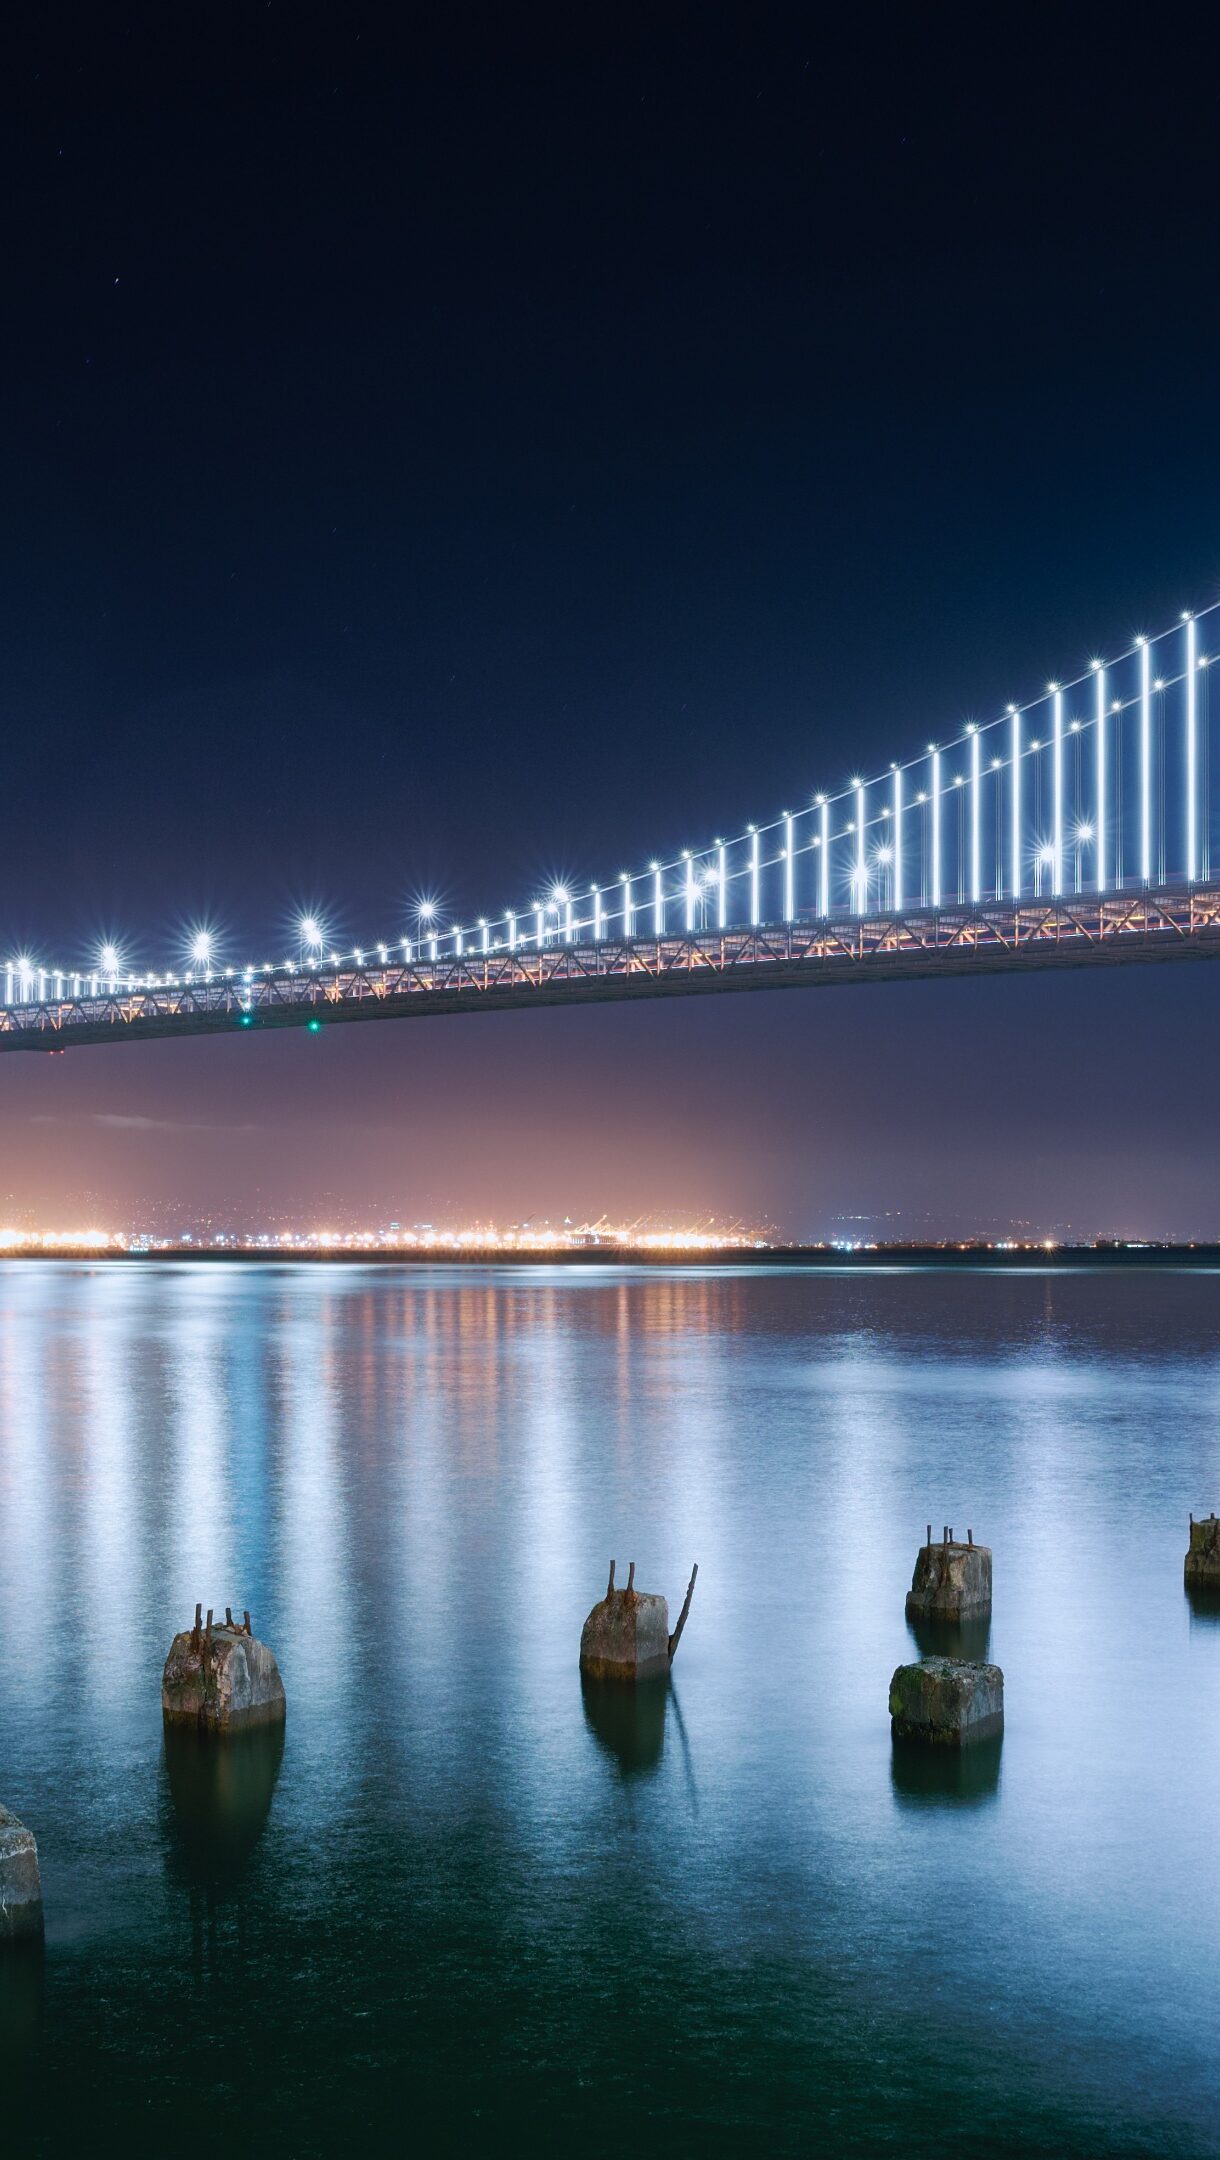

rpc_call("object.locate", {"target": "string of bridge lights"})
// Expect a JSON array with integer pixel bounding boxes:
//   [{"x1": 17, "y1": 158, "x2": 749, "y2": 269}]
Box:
[{"x1": 5, "y1": 598, "x2": 1219, "y2": 1007}]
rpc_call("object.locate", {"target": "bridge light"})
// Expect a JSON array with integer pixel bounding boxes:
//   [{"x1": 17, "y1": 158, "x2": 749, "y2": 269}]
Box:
[
  {"x1": 931, "y1": 748, "x2": 942, "y2": 909},
  {"x1": 855, "y1": 779, "x2": 866, "y2": 915},
  {"x1": 307, "y1": 1019, "x2": 321, "y2": 1033},
  {"x1": 784, "y1": 813, "x2": 795, "y2": 920},
  {"x1": 621, "y1": 873, "x2": 633, "y2": 938},
  {"x1": 1052, "y1": 687, "x2": 1064, "y2": 895},
  {"x1": 969, "y1": 724, "x2": 981, "y2": 902},
  {"x1": 1187, "y1": 612, "x2": 1198, "y2": 882},
  {"x1": 819, "y1": 796, "x2": 829, "y2": 914},
  {"x1": 100, "y1": 943, "x2": 120, "y2": 977},
  {"x1": 1139, "y1": 636, "x2": 1152, "y2": 883},
  {"x1": 191, "y1": 933, "x2": 212, "y2": 967},
  {"x1": 1096, "y1": 663, "x2": 1108, "y2": 893}
]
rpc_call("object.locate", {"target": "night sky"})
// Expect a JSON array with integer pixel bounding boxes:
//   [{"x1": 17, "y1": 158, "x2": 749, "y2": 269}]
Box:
[{"x1": 4, "y1": 10, "x2": 1220, "y2": 1237}]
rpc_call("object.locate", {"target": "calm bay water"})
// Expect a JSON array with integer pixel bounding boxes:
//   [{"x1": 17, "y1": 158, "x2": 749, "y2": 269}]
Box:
[{"x1": 2, "y1": 1260, "x2": 1220, "y2": 2155}]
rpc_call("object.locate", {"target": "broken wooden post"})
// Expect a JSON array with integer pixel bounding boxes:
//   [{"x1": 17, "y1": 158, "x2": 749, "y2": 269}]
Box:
[
  {"x1": 580, "y1": 1560, "x2": 698, "y2": 1681},
  {"x1": 162, "y1": 1606, "x2": 285, "y2": 1732},
  {"x1": 668, "y1": 1563, "x2": 699, "y2": 1661}
]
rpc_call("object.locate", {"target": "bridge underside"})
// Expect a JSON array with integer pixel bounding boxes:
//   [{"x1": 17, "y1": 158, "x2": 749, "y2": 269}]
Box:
[{"x1": 4, "y1": 885, "x2": 1220, "y2": 1050}]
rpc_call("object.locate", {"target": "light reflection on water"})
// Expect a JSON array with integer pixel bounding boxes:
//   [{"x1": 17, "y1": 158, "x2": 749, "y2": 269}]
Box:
[{"x1": 1, "y1": 1261, "x2": 1219, "y2": 2154}]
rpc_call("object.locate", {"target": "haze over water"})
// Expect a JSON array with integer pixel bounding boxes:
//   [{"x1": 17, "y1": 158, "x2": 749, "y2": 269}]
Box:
[{"x1": 2, "y1": 1260, "x2": 1218, "y2": 2155}]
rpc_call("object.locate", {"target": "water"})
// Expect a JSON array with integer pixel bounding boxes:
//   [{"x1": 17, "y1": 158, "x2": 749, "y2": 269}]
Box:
[{"x1": 2, "y1": 1260, "x2": 1219, "y2": 2156}]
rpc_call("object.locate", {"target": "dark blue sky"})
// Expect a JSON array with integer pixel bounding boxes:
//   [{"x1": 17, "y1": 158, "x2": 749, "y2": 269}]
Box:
[{"x1": 3, "y1": 8, "x2": 1220, "y2": 1235}]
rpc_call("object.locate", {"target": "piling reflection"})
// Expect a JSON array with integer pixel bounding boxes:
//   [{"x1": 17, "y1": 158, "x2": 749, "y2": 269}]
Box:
[
  {"x1": 162, "y1": 1721, "x2": 285, "y2": 1889},
  {"x1": 1184, "y1": 1581, "x2": 1220, "y2": 1626},
  {"x1": 0, "y1": 1938, "x2": 44, "y2": 2067},
  {"x1": 906, "y1": 1612, "x2": 992, "y2": 1663},
  {"x1": 581, "y1": 1673, "x2": 669, "y2": 1777},
  {"x1": 890, "y1": 1732, "x2": 1003, "y2": 1808}
]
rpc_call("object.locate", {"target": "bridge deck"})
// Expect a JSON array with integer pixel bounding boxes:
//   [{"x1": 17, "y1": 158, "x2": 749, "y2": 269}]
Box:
[{"x1": 4, "y1": 885, "x2": 1220, "y2": 1050}]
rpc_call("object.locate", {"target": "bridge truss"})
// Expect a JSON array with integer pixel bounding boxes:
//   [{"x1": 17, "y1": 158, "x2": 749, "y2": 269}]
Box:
[{"x1": 5, "y1": 883, "x2": 1220, "y2": 1051}]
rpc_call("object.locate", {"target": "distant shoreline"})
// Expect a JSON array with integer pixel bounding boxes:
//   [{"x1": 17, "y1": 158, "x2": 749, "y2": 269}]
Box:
[{"x1": 3, "y1": 1244, "x2": 1220, "y2": 1270}]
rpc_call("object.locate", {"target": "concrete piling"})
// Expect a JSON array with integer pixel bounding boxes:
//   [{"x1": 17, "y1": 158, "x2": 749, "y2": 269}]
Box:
[
  {"x1": 889, "y1": 1657, "x2": 1004, "y2": 1748},
  {"x1": 580, "y1": 1560, "x2": 697, "y2": 1682},
  {"x1": 162, "y1": 1605, "x2": 286, "y2": 1732},
  {"x1": 906, "y1": 1527, "x2": 992, "y2": 1622},
  {"x1": 0, "y1": 1805, "x2": 43, "y2": 1942},
  {"x1": 1185, "y1": 1513, "x2": 1220, "y2": 1586}
]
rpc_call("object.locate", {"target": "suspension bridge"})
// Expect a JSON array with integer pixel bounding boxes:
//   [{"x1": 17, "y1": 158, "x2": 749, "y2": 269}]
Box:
[{"x1": 5, "y1": 597, "x2": 1220, "y2": 1051}]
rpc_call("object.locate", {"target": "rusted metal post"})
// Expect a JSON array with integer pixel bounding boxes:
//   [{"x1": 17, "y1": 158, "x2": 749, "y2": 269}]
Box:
[
  {"x1": 668, "y1": 1563, "x2": 699, "y2": 1661},
  {"x1": 626, "y1": 1561, "x2": 636, "y2": 1593},
  {"x1": 606, "y1": 1559, "x2": 616, "y2": 1598}
]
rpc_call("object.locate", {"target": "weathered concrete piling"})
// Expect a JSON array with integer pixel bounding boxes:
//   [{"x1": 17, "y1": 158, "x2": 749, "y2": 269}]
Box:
[
  {"x1": 579, "y1": 1559, "x2": 698, "y2": 1682},
  {"x1": 906, "y1": 1526, "x2": 992, "y2": 1622},
  {"x1": 0, "y1": 1804, "x2": 43, "y2": 1941},
  {"x1": 889, "y1": 1656, "x2": 1004, "y2": 1747},
  {"x1": 1185, "y1": 1513, "x2": 1220, "y2": 1586},
  {"x1": 162, "y1": 1604, "x2": 286, "y2": 1731}
]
